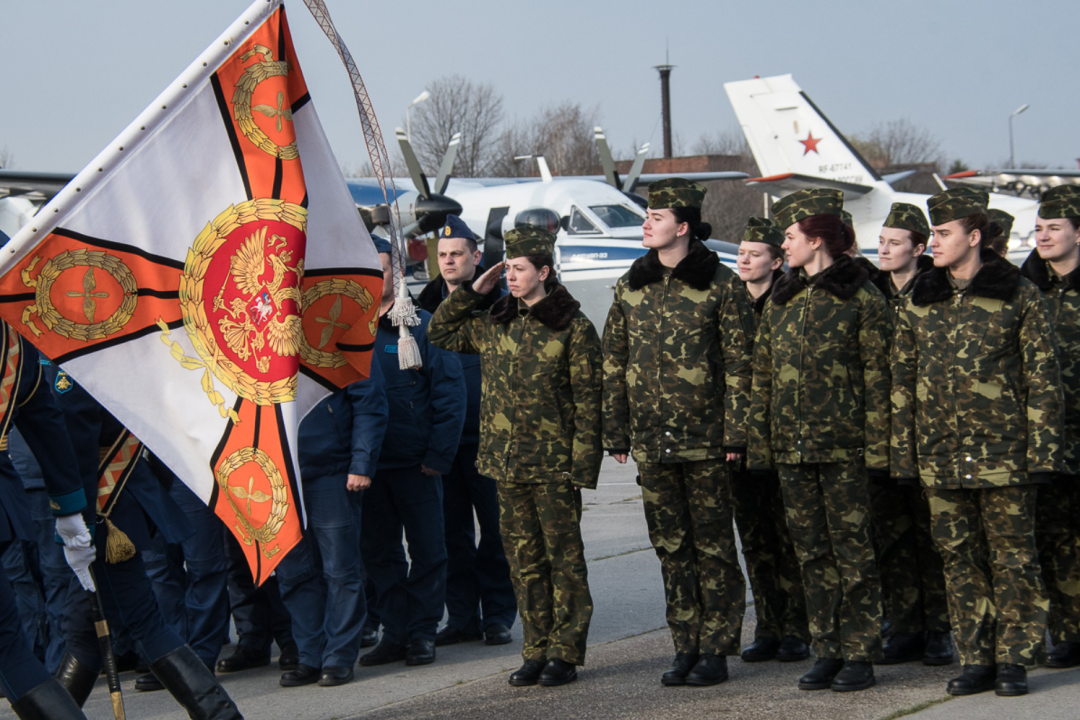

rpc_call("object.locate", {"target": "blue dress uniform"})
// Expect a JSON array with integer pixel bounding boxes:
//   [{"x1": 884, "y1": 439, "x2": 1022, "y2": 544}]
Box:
[
  {"x1": 0, "y1": 326, "x2": 89, "y2": 718},
  {"x1": 42, "y1": 365, "x2": 242, "y2": 719},
  {"x1": 360, "y1": 309, "x2": 465, "y2": 665},
  {"x1": 274, "y1": 359, "x2": 387, "y2": 685},
  {"x1": 418, "y1": 272, "x2": 516, "y2": 643}
]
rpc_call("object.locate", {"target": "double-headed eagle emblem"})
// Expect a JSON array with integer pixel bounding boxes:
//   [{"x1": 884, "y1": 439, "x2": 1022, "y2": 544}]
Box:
[{"x1": 213, "y1": 225, "x2": 304, "y2": 374}]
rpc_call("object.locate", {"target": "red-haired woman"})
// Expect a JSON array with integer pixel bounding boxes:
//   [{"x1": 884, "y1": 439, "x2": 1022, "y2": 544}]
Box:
[{"x1": 748, "y1": 188, "x2": 891, "y2": 692}]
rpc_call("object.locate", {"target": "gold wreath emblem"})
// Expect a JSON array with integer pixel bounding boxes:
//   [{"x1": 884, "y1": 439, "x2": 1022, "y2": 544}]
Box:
[
  {"x1": 172, "y1": 199, "x2": 306, "y2": 411},
  {"x1": 232, "y1": 44, "x2": 298, "y2": 160},
  {"x1": 216, "y1": 446, "x2": 288, "y2": 558},
  {"x1": 301, "y1": 278, "x2": 375, "y2": 369},
  {"x1": 20, "y1": 249, "x2": 137, "y2": 341}
]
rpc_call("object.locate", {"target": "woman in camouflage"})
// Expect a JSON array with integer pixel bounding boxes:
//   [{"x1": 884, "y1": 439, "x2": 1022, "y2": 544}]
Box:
[
  {"x1": 427, "y1": 226, "x2": 603, "y2": 689},
  {"x1": 749, "y1": 188, "x2": 891, "y2": 693}
]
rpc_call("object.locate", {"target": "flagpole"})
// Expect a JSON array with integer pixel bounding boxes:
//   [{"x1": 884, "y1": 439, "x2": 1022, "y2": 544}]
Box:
[{"x1": 87, "y1": 567, "x2": 126, "y2": 720}]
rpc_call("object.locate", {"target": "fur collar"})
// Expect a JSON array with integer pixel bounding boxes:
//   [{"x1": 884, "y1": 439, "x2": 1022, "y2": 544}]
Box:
[
  {"x1": 1020, "y1": 249, "x2": 1080, "y2": 293},
  {"x1": 911, "y1": 249, "x2": 1022, "y2": 306},
  {"x1": 488, "y1": 283, "x2": 580, "y2": 331},
  {"x1": 627, "y1": 239, "x2": 720, "y2": 291},
  {"x1": 872, "y1": 254, "x2": 935, "y2": 299},
  {"x1": 751, "y1": 269, "x2": 785, "y2": 315},
  {"x1": 417, "y1": 265, "x2": 501, "y2": 314},
  {"x1": 771, "y1": 254, "x2": 869, "y2": 306}
]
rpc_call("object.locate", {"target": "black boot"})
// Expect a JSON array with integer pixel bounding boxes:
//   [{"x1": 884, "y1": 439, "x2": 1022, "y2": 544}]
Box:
[
  {"x1": 922, "y1": 631, "x2": 955, "y2": 666},
  {"x1": 660, "y1": 652, "x2": 699, "y2": 686},
  {"x1": 776, "y1": 635, "x2": 810, "y2": 662},
  {"x1": 946, "y1": 664, "x2": 996, "y2": 696},
  {"x1": 54, "y1": 652, "x2": 97, "y2": 707},
  {"x1": 740, "y1": 637, "x2": 780, "y2": 663},
  {"x1": 10, "y1": 678, "x2": 88, "y2": 720},
  {"x1": 995, "y1": 663, "x2": 1028, "y2": 697},
  {"x1": 879, "y1": 631, "x2": 925, "y2": 664},
  {"x1": 538, "y1": 658, "x2": 577, "y2": 686},
  {"x1": 831, "y1": 661, "x2": 875, "y2": 692},
  {"x1": 1046, "y1": 640, "x2": 1080, "y2": 669},
  {"x1": 685, "y1": 654, "x2": 728, "y2": 686},
  {"x1": 149, "y1": 645, "x2": 242, "y2": 720},
  {"x1": 216, "y1": 645, "x2": 270, "y2": 673},
  {"x1": 508, "y1": 659, "x2": 546, "y2": 687},
  {"x1": 798, "y1": 657, "x2": 844, "y2": 690}
]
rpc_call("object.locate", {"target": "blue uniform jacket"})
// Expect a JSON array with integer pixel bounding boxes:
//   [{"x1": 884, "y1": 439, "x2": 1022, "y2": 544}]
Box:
[
  {"x1": 298, "y1": 357, "x2": 389, "y2": 480},
  {"x1": 0, "y1": 335, "x2": 85, "y2": 544},
  {"x1": 374, "y1": 309, "x2": 466, "y2": 474},
  {"x1": 42, "y1": 363, "x2": 193, "y2": 550}
]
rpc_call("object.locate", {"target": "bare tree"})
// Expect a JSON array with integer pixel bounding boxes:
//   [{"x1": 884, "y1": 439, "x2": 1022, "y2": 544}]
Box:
[
  {"x1": 0, "y1": 146, "x2": 14, "y2": 169},
  {"x1": 493, "y1": 102, "x2": 602, "y2": 177},
  {"x1": 691, "y1": 129, "x2": 750, "y2": 157},
  {"x1": 408, "y1": 75, "x2": 504, "y2": 178},
  {"x1": 850, "y1": 118, "x2": 945, "y2": 168}
]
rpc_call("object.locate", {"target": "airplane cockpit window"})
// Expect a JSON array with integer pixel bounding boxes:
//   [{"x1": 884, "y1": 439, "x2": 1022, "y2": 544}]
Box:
[
  {"x1": 589, "y1": 204, "x2": 644, "y2": 229},
  {"x1": 568, "y1": 207, "x2": 600, "y2": 235}
]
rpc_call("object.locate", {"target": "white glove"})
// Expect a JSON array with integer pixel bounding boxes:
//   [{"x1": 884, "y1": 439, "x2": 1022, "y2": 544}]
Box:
[{"x1": 56, "y1": 514, "x2": 96, "y2": 592}]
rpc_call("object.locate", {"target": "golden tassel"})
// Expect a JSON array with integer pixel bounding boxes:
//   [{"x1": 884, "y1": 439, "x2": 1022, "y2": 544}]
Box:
[{"x1": 104, "y1": 518, "x2": 137, "y2": 564}]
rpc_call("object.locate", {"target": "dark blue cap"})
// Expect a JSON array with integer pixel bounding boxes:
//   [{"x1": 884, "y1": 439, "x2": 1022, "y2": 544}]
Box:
[
  {"x1": 372, "y1": 236, "x2": 392, "y2": 255},
  {"x1": 439, "y1": 215, "x2": 475, "y2": 241}
]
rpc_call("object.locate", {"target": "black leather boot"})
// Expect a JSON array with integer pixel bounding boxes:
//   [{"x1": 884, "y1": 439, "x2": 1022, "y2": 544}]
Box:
[
  {"x1": 946, "y1": 664, "x2": 996, "y2": 696},
  {"x1": 1046, "y1": 640, "x2": 1080, "y2": 668},
  {"x1": 660, "y1": 652, "x2": 699, "y2": 686},
  {"x1": 538, "y1": 658, "x2": 577, "y2": 686},
  {"x1": 776, "y1": 635, "x2": 810, "y2": 662},
  {"x1": 879, "y1": 631, "x2": 925, "y2": 664},
  {"x1": 798, "y1": 657, "x2": 844, "y2": 690},
  {"x1": 740, "y1": 636, "x2": 780, "y2": 662},
  {"x1": 54, "y1": 652, "x2": 97, "y2": 707},
  {"x1": 995, "y1": 663, "x2": 1028, "y2": 697},
  {"x1": 149, "y1": 645, "x2": 242, "y2": 719},
  {"x1": 508, "y1": 659, "x2": 546, "y2": 687},
  {"x1": 922, "y1": 631, "x2": 955, "y2": 666},
  {"x1": 685, "y1": 654, "x2": 728, "y2": 686},
  {"x1": 10, "y1": 678, "x2": 88, "y2": 720},
  {"x1": 831, "y1": 661, "x2": 875, "y2": 692}
]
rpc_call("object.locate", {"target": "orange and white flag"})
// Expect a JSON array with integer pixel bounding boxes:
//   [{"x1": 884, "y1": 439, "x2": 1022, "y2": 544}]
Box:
[{"x1": 0, "y1": 0, "x2": 382, "y2": 583}]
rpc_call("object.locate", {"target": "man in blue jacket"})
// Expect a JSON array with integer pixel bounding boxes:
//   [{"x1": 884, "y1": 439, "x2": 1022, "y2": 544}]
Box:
[
  {"x1": 275, "y1": 359, "x2": 388, "y2": 687},
  {"x1": 417, "y1": 217, "x2": 516, "y2": 647},
  {"x1": 361, "y1": 237, "x2": 466, "y2": 668}
]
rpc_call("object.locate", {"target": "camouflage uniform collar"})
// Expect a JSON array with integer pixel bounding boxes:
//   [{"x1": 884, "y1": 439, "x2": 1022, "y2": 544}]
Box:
[
  {"x1": 872, "y1": 254, "x2": 934, "y2": 300},
  {"x1": 488, "y1": 283, "x2": 581, "y2": 330},
  {"x1": 627, "y1": 239, "x2": 720, "y2": 291},
  {"x1": 417, "y1": 265, "x2": 499, "y2": 314},
  {"x1": 912, "y1": 249, "x2": 1022, "y2": 306},
  {"x1": 745, "y1": 268, "x2": 783, "y2": 315},
  {"x1": 771, "y1": 254, "x2": 869, "y2": 305},
  {"x1": 1020, "y1": 248, "x2": 1080, "y2": 293}
]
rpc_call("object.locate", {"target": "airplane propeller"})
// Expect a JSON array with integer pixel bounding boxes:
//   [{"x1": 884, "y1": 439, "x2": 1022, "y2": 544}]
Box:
[
  {"x1": 594, "y1": 127, "x2": 650, "y2": 193},
  {"x1": 392, "y1": 127, "x2": 463, "y2": 237}
]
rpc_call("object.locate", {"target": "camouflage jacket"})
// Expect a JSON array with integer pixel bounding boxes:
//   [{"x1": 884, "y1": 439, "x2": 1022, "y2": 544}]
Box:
[
  {"x1": 749, "y1": 255, "x2": 893, "y2": 470},
  {"x1": 602, "y1": 241, "x2": 754, "y2": 463},
  {"x1": 427, "y1": 282, "x2": 604, "y2": 488},
  {"x1": 872, "y1": 255, "x2": 935, "y2": 322},
  {"x1": 1021, "y1": 250, "x2": 1079, "y2": 474},
  {"x1": 891, "y1": 251, "x2": 1063, "y2": 488}
]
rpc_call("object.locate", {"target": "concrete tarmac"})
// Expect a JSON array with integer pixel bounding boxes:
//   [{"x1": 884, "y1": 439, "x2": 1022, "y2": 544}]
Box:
[{"x1": 4, "y1": 458, "x2": 1078, "y2": 719}]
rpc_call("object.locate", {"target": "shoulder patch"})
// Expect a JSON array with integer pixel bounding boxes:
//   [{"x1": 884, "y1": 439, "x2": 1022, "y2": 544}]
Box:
[{"x1": 54, "y1": 370, "x2": 74, "y2": 394}]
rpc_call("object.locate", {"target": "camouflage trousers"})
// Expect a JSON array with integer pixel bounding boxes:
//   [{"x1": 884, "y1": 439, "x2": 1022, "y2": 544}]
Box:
[
  {"x1": 926, "y1": 485, "x2": 1048, "y2": 666},
  {"x1": 497, "y1": 479, "x2": 592, "y2": 665},
  {"x1": 639, "y1": 459, "x2": 745, "y2": 655},
  {"x1": 1036, "y1": 477, "x2": 1080, "y2": 644},
  {"x1": 778, "y1": 461, "x2": 883, "y2": 661},
  {"x1": 868, "y1": 481, "x2": 950, "y2": 634},
  {"x1": 730, "y1": 467, "x2": 809, "y2": 642}
]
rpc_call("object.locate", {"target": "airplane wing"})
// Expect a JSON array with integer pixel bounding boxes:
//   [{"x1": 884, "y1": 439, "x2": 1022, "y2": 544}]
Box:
[
  {"x1": 945, "y1": 169, "x2": 1080, "y2": 196},
  {"x1": 575, "y1": 171, "x2": 748, "y2": 184},
  {"x1": 746, "y1": 172, "x2": 873, "y2": 198},
  {"x1": 0, "y1": 170, "x2": 73, "y2": 198}
]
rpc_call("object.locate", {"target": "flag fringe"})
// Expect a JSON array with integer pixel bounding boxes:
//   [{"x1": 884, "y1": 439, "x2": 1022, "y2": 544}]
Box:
[{"x1": 104, "y1": 519, "x2": 137, "y2": 564}]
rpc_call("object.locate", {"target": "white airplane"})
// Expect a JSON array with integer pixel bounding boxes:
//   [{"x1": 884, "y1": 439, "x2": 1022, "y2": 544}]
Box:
[
  {"x1": 943, "y1": 167, "x2": 1080, "y2": 198},
  {"x1": 349, "y1": 127, "x2": 747, "y2": 330},
  {"x1": 723, "y1": 74, "x2": 1039, "y2": 263}
]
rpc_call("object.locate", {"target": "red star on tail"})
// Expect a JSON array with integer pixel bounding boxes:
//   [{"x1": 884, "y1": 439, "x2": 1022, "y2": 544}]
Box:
[{"x1": 800, "y1": 132, "x2": 821, "y2": 155}]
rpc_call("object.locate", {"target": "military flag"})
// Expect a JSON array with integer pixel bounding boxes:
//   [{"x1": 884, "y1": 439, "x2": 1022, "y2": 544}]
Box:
[{"x1": 0, "y1": 0, "x2": 383, "y2": 583}]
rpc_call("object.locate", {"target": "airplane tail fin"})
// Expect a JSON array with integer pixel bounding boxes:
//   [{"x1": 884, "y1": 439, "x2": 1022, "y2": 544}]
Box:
[{"x1": 723, "y1": 74, "x2": 881, "y2": 186}]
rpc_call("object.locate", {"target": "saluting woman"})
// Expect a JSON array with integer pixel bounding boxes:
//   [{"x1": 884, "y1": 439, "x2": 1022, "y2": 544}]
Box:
[
  {"x1": 748, "y1": 188, "x2": 891, "y2": 693},
  {"x1": 427, "y1": 226, "x2": 603, "y2": 688}
]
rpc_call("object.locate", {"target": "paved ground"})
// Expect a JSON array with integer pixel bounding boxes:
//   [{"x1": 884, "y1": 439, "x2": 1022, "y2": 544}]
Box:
[{"x1": 4, "y1": 458, "x2": 1078, "y2": 719}]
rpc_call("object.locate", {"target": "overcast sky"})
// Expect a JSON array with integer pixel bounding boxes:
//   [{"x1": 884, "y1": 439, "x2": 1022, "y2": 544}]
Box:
[{"x1": 1, "y1": 0, "x2": 1076, "y2": 175}]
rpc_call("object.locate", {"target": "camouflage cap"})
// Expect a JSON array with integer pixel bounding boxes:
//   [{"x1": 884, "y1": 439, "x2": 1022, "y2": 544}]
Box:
[
  {"x1": 926, "y1": 187, "x2": 988, "y2": 226},
  {"x1": 504, "y1": 226, "x2": 556, "y2": 259},
  {"x1": 771, "y1": 188, "x2": 843, "y2": 230},
  {"x1": 988, "y1": 208, "x2": 1015, "y2": 239},
  {"x1": 1039, "y1": 185, "x2": 1080, "y2": 219},
  {"x1": 840, "y1": 209, "x2": 853, "y2": 227},
  {"x1": 742, "y1": 217, "x2": 784, "y2": 248},
  {"x1": 883, "y1": 202, "x2": 930, "y2": 238},
  {"x1": 647, "y1": 177, "x2": 707, "y2": 210}
]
